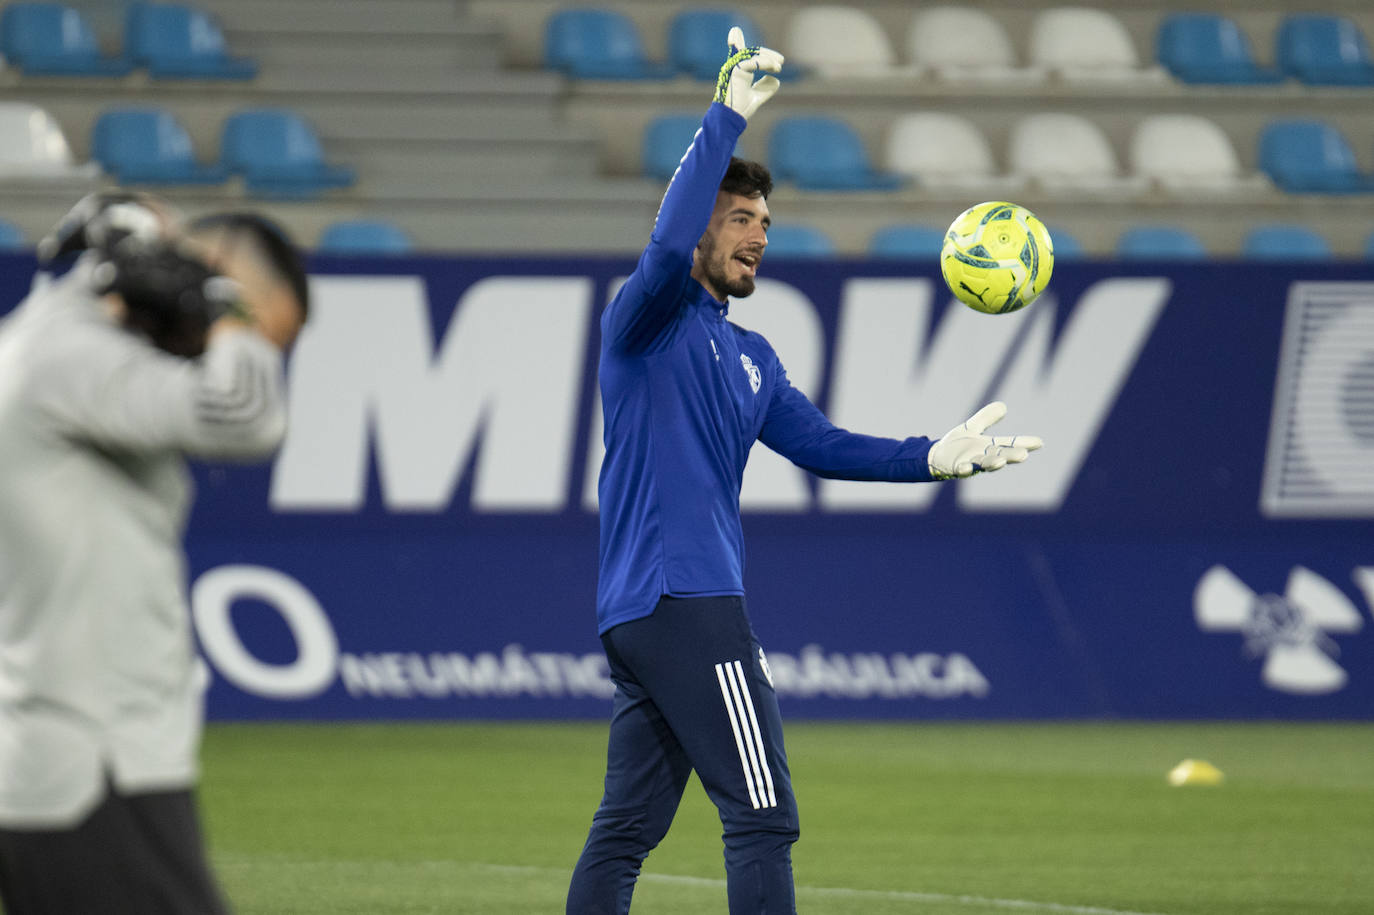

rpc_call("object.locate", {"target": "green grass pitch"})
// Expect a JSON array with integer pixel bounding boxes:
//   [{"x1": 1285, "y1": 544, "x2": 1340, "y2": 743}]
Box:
[{"x1": 197, "y1": 721, "x2": 1372, "y2": 914}]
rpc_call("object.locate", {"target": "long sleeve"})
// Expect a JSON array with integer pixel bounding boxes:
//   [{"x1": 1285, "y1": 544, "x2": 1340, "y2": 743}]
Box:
[
  {"x1": 36, "y1": 320, "x2": 288, "y2": 462},
  {"x1": 601, "y1": 103, "x2": 747, "y2": 354},
  {"x1": 758, "y1": 363, "x2": 935, "y2": 483}
]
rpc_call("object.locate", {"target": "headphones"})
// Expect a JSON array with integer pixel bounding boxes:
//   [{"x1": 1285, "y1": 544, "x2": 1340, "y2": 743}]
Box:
[{"x1": 39, "y1": 193, "x2": 241, "y2": 358}]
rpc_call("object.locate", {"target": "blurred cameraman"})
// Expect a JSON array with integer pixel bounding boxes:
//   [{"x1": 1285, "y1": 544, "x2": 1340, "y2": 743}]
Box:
[{"x1": 0, "y1": 193, "x2": 309, "y2": 914}]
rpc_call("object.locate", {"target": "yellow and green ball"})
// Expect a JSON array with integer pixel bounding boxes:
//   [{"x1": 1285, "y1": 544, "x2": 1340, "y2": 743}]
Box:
[{"x1": 940, "y1": 201, "x2": 1054, "y2": 315}]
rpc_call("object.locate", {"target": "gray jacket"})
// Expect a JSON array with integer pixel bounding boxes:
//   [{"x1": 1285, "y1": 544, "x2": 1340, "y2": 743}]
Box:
[{"x1": 0, "y1": 261, "x2": 287, "y2": 826}]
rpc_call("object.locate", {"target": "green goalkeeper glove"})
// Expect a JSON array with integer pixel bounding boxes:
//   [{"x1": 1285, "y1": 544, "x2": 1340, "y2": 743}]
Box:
[
  {"x1": 714, "y1": 26, "x2": 784, "y2": 121},
  {"x1": 927, "y1": 402, "x2": 1042, "y2": 480}
]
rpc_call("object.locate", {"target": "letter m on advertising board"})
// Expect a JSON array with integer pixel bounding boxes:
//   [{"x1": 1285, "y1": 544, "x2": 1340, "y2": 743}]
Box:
[{"x1": 271, "y1": 275, "x2": 591, "y2": 511}]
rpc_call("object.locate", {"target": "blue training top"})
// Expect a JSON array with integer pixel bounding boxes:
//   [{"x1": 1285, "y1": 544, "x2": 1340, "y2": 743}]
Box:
[{"x1": 595, "y1": 102, "x2": 936, "y2": 635}]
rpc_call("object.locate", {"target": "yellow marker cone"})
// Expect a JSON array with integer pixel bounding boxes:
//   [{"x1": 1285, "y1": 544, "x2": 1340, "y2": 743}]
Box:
[{"x1": 1168, "y1": 759, "x2": 1225, "y2": 786}]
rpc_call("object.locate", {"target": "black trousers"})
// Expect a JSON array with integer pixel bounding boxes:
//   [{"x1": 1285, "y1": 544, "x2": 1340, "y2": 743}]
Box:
[{"x1": 0, "y1": 785, "x2": 230, "y2": 915}]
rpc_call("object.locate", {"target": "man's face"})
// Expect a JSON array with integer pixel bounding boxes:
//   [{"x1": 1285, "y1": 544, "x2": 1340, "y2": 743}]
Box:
[{"x1": 691, "y1": 190, "x2": 770, "y2": 301}]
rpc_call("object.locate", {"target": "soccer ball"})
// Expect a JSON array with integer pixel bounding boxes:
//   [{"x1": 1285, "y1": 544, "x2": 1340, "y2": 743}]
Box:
[{"x1": 940, "y1": 201, "x2": 1054, "y2": 315}]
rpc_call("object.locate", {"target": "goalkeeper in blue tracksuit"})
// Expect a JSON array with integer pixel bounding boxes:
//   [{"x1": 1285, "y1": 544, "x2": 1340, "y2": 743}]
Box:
[{"x1": 567, "y1": 28, "x2": 1042, "y2": 915}]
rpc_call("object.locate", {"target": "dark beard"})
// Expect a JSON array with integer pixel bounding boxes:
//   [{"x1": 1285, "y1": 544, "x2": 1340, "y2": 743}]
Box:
[
  {"x1": 701, "y1": 243, "x2": 756, "y2": 299},
  {"x1": 716, "y1": 271, "x2": 755, "y2": 299}
]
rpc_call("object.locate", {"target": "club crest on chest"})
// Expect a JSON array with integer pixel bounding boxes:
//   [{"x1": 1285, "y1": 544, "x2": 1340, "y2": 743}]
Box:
[{"x1": 739, "y1": 353, "x2": 761, "y2": 394}]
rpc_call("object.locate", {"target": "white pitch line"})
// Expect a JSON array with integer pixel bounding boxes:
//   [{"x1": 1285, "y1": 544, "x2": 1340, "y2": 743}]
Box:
[
  {"x1": 474, "y1": 862, "x2": 1175, "y2": 915},
  {"x1": 217, "y1": 856, "x2": 1172, "y2": 915}
]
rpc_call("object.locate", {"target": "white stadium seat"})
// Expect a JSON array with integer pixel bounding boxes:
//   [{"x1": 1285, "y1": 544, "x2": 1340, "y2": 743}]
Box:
[
  {"x1": 0, "y1": 102, "x2": 101, "y2": 179},
  {"x1": 1129, "y1": 114, "x2": 1272, "y2": 194},
  {"x1": 1008, "y1": 112, "x2": 1148, "y2": 195},
  {"x1": 883, "y1": 112, "x2": 1026, "y2": 193},
  {"x1": 907, "y1": 7, "x2": 1045, "y2": 83},
  {"x1": 785, "y1": 6, "x2": 911, "y2": 78},
  {"x1": 1028, "y1": 7, "x2": 1170, "y2": 83}
]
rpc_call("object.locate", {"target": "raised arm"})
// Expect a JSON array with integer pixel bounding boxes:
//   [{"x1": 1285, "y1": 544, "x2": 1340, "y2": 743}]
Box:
[
  {"x1": 38, "y1": 319, "x2": 289, "y2": 462},
  {"x1": 27, "y1": 193, "x2": 305, "y2": 463},
  {"x1": 602, "y1": 28, "x2": 783, "y2": 353}
]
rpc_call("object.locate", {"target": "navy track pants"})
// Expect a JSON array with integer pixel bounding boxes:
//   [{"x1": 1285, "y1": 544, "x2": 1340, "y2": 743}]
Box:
[{"x1": 567, "y1": 595, "x2": 798, "y2": 914}]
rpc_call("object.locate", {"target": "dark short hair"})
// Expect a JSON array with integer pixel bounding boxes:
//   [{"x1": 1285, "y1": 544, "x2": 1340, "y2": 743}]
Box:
[
  {"x1": 720, "y1": 157, "x2": 772, "y2": 200},
  {"x1": 188, "y1": 212, "x2": 309, "y2": 319}
]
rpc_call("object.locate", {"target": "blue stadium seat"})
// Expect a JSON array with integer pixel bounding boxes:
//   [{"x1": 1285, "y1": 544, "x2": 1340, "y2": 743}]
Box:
[
  {"x1": 768, "y1": 117, "x2": 904, "y2": 191},
  {"x1": 0, "y1": 2, "x2": 134, "y2": 75},
  {"x1": 91, "y1": 107, "x2": 228, "y2": 185},
  {"x1": 764, "y1": 224, "x2": 835, "y2": 258},
  {"x1": 125, "y1": 2, "x2": 257, "y2": 79},
  {"x1": 1047, "y1": 227, "x2": 1085, "y2": 261},
  {"x1": 1276, "y1": 14, "x2": 1374, "y2": 86},
  {"x1": 664, "y1": 9, "x2": 799, "y2": 83},
  {"x1": 1242, "y1": 225, "x2": 1332, "y2": 260},
  {"x1": 868, "y1": 224, "x2": 946, "y2": 259},
  {"x1": 1156, "y1": 13, "x2": 1282, "y2": 84},
  {"x1": 0, "y1": 219, "x2": 26, "y2": 250},
  {"x1": 641, "y1": 114, "x2": 704, "y2": 181},
  {"x1": 544, "y1": 9, "x2": 674, "y2": 80},
  {"x1": 1257, "y1": 120, "x2": 1374, "y2": 193},
  {"x1": 1116, "y1": 226, "x2": 1208, "y2": 260},
  {"x1": 318, "y1": 220, "x2": 414, "y2": 254},
  {"x1": 668, "y1": 9, "x2": 762, "y2": 80},
  {"x1": 220, "y1": 108, "x2": 355, "y2": 198}
]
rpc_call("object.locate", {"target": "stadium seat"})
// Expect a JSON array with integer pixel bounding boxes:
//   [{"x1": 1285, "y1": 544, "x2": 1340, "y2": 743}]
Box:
[
  {"x1": 544, "y1": 8, "x2": 674, "y2": 80},
  {"x1": 1008, "y1": 113, "x2": 1148, "y2": 195},
  {"x1": 1129, "y1": 114, "x2": 1270, "y2": 194},
  {"x1": 667, "y1": 9, "x2": 765, "y2": 81},
  {"x1": 641, "y1": 114, "x2": 705, "y2": 181},
  {"x1": 0, "y1": 102, "x2": 101, "y2": 179},
  {"x1": 868, "y1": 224, "x2": 946, "y2": 259},
  {"x1": 1048, "y1": 227, "x2": 1085, "y2": 260},
  {"x1": 0, "y1": 219, "x2": 26, "y2": 250},
  {"x1": 318, "y1": 219, "x2": 414, "y2": 254},
  {"x1": 1275, "y1": 14, "x2": 1374, "y2": 86},
  {"x1": 91, "y1": 107, "x2": 228, "y2": 185},
  {"x1": 1156, "y1": 13, "x2": 1283, "y2": 85},
  {"x1": 220, "y1": 108, "x2": 355, "y2": 198},
  {"x1": 0, "y1": 2, "x2": 134, "y2": 75},
  {"x1": 883, "y1": 112, "x2": 1025, "y2": 192},
  {"x1": 763, "y1": 223, "x2": 835, "y2": 257},
  {"x1": 1115, "y1": 226, "x2": 1209, "y2": 260},
  {"x1": 1028, "y1": 7, "x2": 1168, "y2": 83},
  {"x1": 907, "y1": 7, "x2": 1044, "y2": 83},
  {"x1": 1242, "y1": 225, "x2": 1332, "y2": 260},
  {"x1": 1257, "y1": 120, "x2": 1374, "y2": 194},
  {"x1": 125, "y1": 2, "x2": 258, "y2": 79},
  {"x1": 768, "y1": 116, "x2": 904, "y2": 191},
  {"x1": 784, "y1": 6, "x2": 904, "y2": 77}
]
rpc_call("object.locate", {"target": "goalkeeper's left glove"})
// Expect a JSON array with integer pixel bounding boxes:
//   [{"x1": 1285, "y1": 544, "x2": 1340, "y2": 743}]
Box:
[
  {"x1": 927, "y1": 402, "x2": 1042, "y2": 480},
  {"x1": 714, "y1": 26, "x2": 784, "y2": 121}
]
